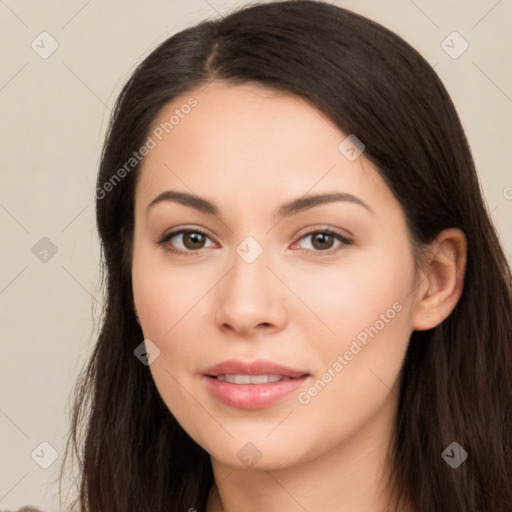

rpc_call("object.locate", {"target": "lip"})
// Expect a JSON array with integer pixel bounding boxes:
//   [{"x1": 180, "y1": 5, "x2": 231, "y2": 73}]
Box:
[
  {"x1": 203, "y1": 359, "x2": 308, "y2": 378},
  {"x1": 202, "y1": 359, "x2": 310, "y2": 409}
]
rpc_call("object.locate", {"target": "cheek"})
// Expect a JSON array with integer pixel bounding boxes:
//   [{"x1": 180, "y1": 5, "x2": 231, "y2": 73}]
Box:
[
  {"x1": 285, "y1": 289, "x2": 413, "y2": 466},
  {"x1": 289, "y1": 243, "x2": 416, "y2": 414},
  {"x1": 131, "y1": 248, "x2": 212, "y2": 392},
  {"x1": 132, "y1": 243, "x2": 207, "y2": 339},
  {"x1": 289, "y1": 242, "x2": 416, "y2": 348},
  {"x1": 132, "y1": 255, "x2": 208, "y2": 421}
]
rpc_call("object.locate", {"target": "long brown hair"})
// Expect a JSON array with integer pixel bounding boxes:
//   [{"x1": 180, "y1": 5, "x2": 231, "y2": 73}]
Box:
[{"x1": 60, "y1": 1, "x2": 512, "y2": 510}]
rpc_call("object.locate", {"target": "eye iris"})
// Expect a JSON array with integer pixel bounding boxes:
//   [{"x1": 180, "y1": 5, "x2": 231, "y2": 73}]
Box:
[
  {"x1": 184, "y1": 232, "x2": 205, "y2": 250},
  {"x1": 312, "y1": 232, "x2": 334, "y2": 250}
]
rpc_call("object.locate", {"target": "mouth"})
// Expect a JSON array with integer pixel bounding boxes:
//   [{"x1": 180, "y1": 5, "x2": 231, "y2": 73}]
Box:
[
  {"x1": 202, "y1": 360, "x2": 311, "y2": 409},
  {"x1": 212, "y1": 374, "x2": 307, "y2": 384}
]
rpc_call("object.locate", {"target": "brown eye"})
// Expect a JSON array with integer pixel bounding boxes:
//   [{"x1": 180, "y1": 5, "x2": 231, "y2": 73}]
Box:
[
  {"x1": 294, "y1": 229, "x2": 352, "y2": 254},
  {"x1": 156, "y1": 229, "x2": 215, "y2": 254},
  {"x1": 182, "y1": 232, "x2": 206, "y2": 250},
  {"x1": 311, "y1": 232, "x2": 335, "y2": 250}
]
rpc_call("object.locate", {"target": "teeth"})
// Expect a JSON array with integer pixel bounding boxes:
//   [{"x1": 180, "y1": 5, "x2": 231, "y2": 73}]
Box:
[{"x1": 216, "y1": 374, "x2": 288, "y2": 384}]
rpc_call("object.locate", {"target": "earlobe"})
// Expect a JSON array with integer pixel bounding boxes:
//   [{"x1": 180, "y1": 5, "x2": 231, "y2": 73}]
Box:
[{"x1": 412, "y1": 228, "x2": 467, "y2": 331}]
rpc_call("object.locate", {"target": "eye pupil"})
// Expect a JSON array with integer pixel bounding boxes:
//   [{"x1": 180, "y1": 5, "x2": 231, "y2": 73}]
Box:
[
  {"x1": 312, "y1": 233, "x2": 334, "y2": 250},
  {"x1": 184, "y1": 232, "x2": 205, "y2": 249}
]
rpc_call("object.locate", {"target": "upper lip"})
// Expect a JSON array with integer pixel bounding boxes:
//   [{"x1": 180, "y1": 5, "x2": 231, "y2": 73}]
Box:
[{"x1": 203, "y1": 359, "x2": 309, "y2": 378}]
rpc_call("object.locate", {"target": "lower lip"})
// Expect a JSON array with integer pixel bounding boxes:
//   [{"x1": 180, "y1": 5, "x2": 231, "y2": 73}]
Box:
[{"x1": 203, "y1": 375, "x2": 309, "y2": 409}]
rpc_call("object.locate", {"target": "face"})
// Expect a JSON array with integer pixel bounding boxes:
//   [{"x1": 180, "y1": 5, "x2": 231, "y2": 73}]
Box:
[{"x1": 132, "y1": 81, "x2": 422, "y2": 470}]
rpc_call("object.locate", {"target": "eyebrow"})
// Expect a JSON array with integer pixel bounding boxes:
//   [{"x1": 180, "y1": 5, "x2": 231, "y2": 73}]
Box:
[{"x1": 146, "y1": 190, "x2": 373, "y2": 217}]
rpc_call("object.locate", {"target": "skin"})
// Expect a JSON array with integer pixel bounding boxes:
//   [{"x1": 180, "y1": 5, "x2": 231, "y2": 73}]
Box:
[{"x1": 131, "y1": 81, "x2": 467, "y2": 512}]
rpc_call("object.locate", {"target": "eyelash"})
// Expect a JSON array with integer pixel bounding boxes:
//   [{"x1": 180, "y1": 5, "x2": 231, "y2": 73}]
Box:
[{"x1": 155, "y1": 227, "x2": 353, "y2": 256}]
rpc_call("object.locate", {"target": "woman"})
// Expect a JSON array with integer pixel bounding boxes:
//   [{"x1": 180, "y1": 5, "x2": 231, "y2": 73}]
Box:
[{"x1": 57, "y1": 1, "x2": 512, "y2": 511}]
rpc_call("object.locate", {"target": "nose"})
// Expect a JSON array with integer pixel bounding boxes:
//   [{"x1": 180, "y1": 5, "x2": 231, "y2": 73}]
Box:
[{"x1": 214, "y1": 246, "x2": 287, "y2": 337}]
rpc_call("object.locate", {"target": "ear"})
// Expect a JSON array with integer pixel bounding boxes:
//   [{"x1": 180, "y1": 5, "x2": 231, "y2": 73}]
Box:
[{"x1": 412, "y1": 227, "x2": 467, "y2": 331}]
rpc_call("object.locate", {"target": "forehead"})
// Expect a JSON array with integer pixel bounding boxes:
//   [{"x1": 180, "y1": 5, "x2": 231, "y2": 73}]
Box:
[
  {"x1": 134, "y1": 81, "x2": 395, "y2": 219},
  {"x1": 143, "y1": 81, "x2": 343, "y2": 169}
]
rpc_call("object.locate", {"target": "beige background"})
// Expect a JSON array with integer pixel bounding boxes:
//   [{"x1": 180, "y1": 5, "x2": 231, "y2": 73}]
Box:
[{"x1": 0, "y1": 0, "x2": 511, "y2": 510}]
